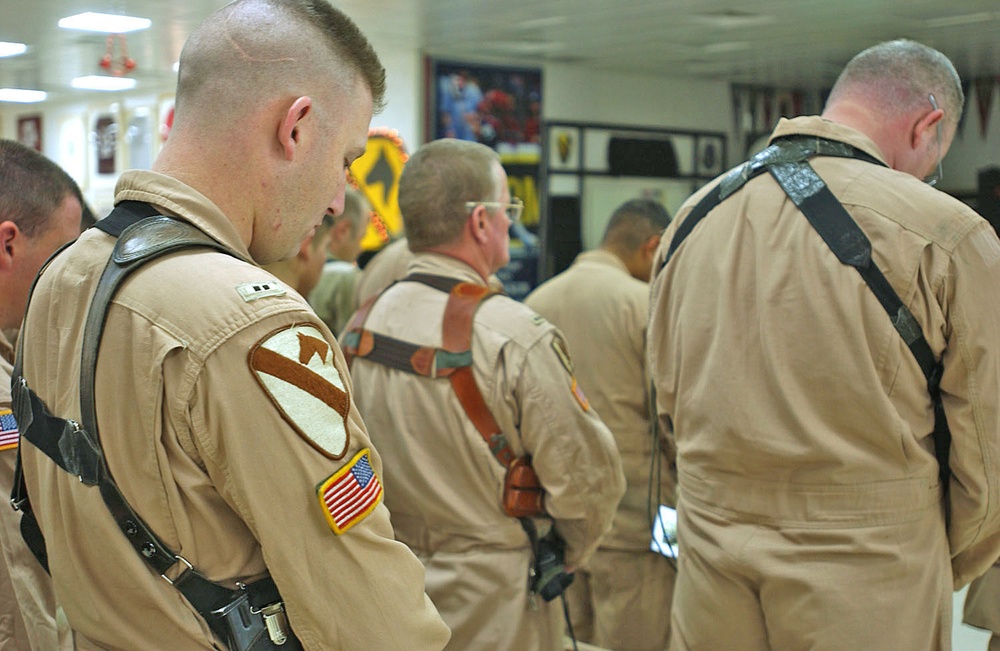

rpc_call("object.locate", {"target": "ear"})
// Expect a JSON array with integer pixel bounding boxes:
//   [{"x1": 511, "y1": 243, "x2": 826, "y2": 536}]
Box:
[
  {"x1": 911, "y1": 104, "x2": 943, "y2": 150},
  {"x1": 469, "y1": 205, "x2": 490, "y2": 245},
  {"x1": 277, "y1": 96, "x2": 313, "y2": 162},
  {"x1": 643, "y1": 233, "x2": 662, "y2": 258},
  {"x1": 0, "y1": 221, "x2": 19, "y2": 272}
]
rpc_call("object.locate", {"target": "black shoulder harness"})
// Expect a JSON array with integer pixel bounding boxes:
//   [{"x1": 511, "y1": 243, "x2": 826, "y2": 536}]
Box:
[
  {"x1": 662, "y1": 135, "x2": 950, "y2": 484},
  {"x1": 10, "y1": 201, "x2": 300, "y2": 648}
]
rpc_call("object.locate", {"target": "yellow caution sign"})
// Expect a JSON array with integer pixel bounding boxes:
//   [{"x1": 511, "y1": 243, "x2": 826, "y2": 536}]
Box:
[{"x1": 349, "y1": 128, "x2": 409, "y2": 250}]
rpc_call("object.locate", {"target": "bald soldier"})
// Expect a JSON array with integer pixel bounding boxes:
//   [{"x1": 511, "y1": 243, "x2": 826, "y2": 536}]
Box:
[
  {"x1": 0, "y1": 139, "x2": 81, "y2": 651},
  {"x1": 649, "y1": 39, "x2": 1000, "y2": 650},
  {"x1": 12, "y1": 1, "x2": 449, "y2": 648},
  {"x1": 525, "y1": 198, "x2": 674, "y2": 651},
  {"x1": 344, "y1": 138, "x2": 625, "y2": 650}
]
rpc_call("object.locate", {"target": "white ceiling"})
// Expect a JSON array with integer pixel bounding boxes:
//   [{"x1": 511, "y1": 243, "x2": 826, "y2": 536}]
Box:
[{"x1": 2, "y1": 0, "x2": 1000, "y2": 104}]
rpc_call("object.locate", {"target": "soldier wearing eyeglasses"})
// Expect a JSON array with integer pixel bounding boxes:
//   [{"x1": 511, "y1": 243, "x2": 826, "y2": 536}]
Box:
[{"x1": 345, "y1": 137, "x2": 625, "y2": 650}]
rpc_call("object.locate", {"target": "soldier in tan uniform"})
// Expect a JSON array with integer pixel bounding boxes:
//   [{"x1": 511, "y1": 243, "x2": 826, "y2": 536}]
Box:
[
  {"x1": 14, "y1": 2, "x2": 449, "y2": 649},
  {"x1": 346, "y1": 138, "x2": 625, "y2": 650},
  {"x1": 354, "y1": 236, "x2": 414, "y2": 307},
  {"x1": 649, "y1": 39, "x2": 1000, "y2": 651},
  {"x1": 0, "y1": 139, "x2": 81, "y2": 651},
  {"x1": 526, "y1": 198, "x2": 674, "y2": 651},
  {"x1": 308, "y1": 187, "x2": 370, "y2": 335},
  {"x1": 265, "y1": 212, "x2": 335, "y2": 299}
]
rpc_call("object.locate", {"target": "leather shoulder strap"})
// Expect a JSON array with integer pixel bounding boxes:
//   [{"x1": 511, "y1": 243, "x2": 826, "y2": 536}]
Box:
[{"x1": 342, "y1": 274, "x2": 515, "y2": 467}]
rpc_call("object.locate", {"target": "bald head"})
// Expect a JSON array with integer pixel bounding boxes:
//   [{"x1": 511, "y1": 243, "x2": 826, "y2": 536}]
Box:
[
  {"x1": 175, "y1": 0, "x2": 385, "y2": 126},
  {"x1": 826, "y1": 39, "x2": 963, "y2": 130}
]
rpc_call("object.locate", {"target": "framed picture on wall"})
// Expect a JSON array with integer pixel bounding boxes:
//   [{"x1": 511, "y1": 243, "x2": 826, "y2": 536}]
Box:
[
  {"x1": 425, "y1": 58, "x2": 544, "y2": 300},
  {"x1": 426, "y1": 58, "x2": 542, "y2": 150},
  {"x1": 17, "y1": 115, "x2": 42, "y2": 151}
]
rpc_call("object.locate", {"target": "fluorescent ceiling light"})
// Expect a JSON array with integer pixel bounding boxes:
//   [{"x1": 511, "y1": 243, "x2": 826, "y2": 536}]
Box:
[
  {"x1": 0, "y1": 88, "x2": 48, "y2": 103},
  {"x1": 924, "y1": 12, "x2": 1000, "y2": 28},
  {"x1": 0, "y1": 42, "x2": 27, "y2": 58},
  {"x1": 71, "y1": 76, "x2": 137, "y2": 91},
  {"x1": 58, "y1": 12, "x2": 151, "y2": 33}
]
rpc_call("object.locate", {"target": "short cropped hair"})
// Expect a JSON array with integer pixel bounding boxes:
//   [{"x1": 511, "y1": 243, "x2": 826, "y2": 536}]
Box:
[
  {"x1": 827, "y1": 39, "x2": 964, "y2": 128},
  {"x1": 177, "y1": 0, "x2": 386, "y2": 116},
  {"x1": 601, "y1": 199, "x2": 672, "y2": 251},
  {"x1": 0, "y1": 139, "x2": 81, "y2": 237},
  {"x1": 398, "y1": 139, "x2": 502, "y2": 251}
]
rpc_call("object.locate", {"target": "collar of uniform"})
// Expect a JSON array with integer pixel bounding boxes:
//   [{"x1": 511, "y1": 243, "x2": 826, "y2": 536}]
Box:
[
  {"x1": 769, "y1": 116, "x2": 888, "y2": 167},
  {"x1": 407, "y1": 251, "x2": 487, "y2": 287},
  {"x1": 113, "y1": 170, "x2": 254, "y2": 264},
  {"x1": 0, "y1": 328, "x2": 13, "y2": 366},
  {"x1": 575, "y1": 249, "x2": 630, "y2": 275}
]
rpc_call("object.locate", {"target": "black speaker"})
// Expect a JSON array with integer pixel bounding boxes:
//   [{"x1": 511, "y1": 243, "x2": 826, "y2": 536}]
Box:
[
  {"x1": 607, "y1": 137, "x2": 679, "y2": 177},
  {"x1": 978, "y1": 167, "x2": 1000, "y2": 236}
]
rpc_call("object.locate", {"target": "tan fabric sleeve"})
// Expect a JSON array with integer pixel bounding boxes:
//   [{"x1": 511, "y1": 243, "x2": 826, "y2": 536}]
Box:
[
  {"x1": 187, "y1": 315, "x2": 450, "y2": 649},
  {"x1": 505, "y1": 332, "x2": 625, "y2": 568},
  {"x1": 940, "y1": 222, "x2": 1000, "y2": 587}
]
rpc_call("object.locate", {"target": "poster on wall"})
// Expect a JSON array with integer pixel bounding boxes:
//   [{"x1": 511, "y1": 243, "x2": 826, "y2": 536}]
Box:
[
  {"x1": 17, "y1": 115, "x2": 42, "y2": 151},
  {"x1": 94, "y1": 114, "x2": 117, "y2": 175},
  {"x1": 427, "y1": 58, "x2": 543, "y2": 299}
]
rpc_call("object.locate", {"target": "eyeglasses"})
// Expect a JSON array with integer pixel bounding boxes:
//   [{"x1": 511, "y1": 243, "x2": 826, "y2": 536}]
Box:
[
  {"x1": 926, "y1": 94, "x2": 943, "y2": 187},
  {"x1": 465, "y1": 197, "x2": 524, "y2": 223}
]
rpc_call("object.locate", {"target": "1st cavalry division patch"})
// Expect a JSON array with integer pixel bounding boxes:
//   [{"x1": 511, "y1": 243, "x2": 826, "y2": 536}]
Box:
[
  {"x1": 250, "y1": 324, "x2": 351, "y2": 459},
  {"x1": 317, "y1": 448, "x2": 383, "y2": 534}
]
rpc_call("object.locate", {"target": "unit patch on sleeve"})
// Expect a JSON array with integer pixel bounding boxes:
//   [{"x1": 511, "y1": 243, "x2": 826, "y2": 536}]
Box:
[
  {"x1": 317, "y1": 448, "x2": 383, "y2": 535},
  {"x1": 249, "y1": 324, "x2": 350, "y2": 459},
  {"x1": 0, "y1": 409, "x2": 18, "y2": 451}
]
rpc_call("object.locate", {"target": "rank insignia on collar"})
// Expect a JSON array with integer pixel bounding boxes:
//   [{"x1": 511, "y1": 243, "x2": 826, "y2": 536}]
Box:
[
  {"x1": 317, "y1": 448, "x2": 383, "y2": 535},
  {"x1": 0, "y1": 409, "x2": 18, "y2": 451},
  {"x1": 250, "y1": 324, "x2": 350, "y2": 459},
  {"x1": 237, "y1": 281, "x2": 286, "y2": 302}
]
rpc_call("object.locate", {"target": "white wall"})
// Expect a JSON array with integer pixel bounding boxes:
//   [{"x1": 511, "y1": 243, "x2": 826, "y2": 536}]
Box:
[
  {"x1": 3, "y1": 46, "x2": 997, "y2": 211},
  {"x1": 543, "y1": 63, "x2": 731, "y2": 136},
  {"x1": 945, "y1": 81, "x2": 1000, "y2": 196}
]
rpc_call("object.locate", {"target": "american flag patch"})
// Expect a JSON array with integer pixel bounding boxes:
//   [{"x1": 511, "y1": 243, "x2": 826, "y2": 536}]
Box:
[
  {"x1": 0, "y1": 409, "x2": 18, "y2": 452},
  {"x1": 317, "y1": 448, "x2": 382, "y2": 535}
]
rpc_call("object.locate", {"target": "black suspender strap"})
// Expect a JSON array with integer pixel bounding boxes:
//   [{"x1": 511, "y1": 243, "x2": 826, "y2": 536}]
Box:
[
  {"x1": 12, "y1": 202, "x2": 300, "y2": 648},
  {"x1": 663, "y1": 135, "x2": 950, "y2": 482}
]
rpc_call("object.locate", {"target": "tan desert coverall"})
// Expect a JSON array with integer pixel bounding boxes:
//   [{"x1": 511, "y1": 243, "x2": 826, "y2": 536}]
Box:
[
  {"x1": 349, "y1": 253, "x2": 625, "y2": 651},
  {"x1": 526, "y1": 249, "x2": 675, "y2": 650},
  {"x1": 17, "y1": 171, "x2": 450, "y2": 650},
  {"x1": 649, "y1": 116, "x2": 1000, "y2": 651}
]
